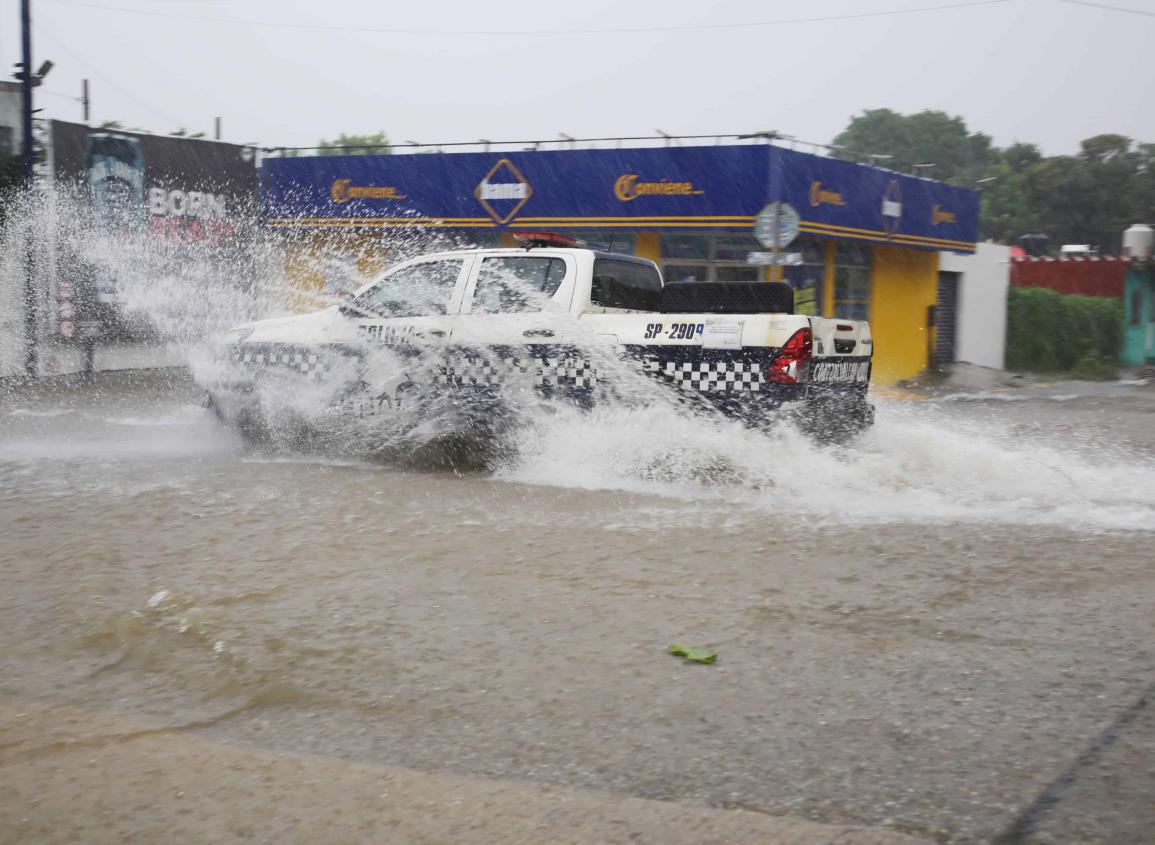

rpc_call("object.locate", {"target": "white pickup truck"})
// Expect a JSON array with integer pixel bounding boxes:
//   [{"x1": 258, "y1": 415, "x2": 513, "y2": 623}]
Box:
[{"x1": 204, "y1": 234, "x2": 874, "y2": 446}]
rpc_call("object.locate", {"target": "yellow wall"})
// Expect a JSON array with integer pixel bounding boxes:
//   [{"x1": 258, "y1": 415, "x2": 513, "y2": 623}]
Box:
[
  {"x1": 635, "y1": 232, "x2": 660, "y2": 263},
  {"x1": 283, "y1": 232, "x2": 391, "y2": 313},
  {"x1": 354, "y1": 238, "x2": 390, "y2": 279},
  {"x1": 822, "y1": 241, "x2": 835, "y2": 317},
  {"x1": 283, "y1": 233, "x2": 328, "y2": 312},
  {"x1": 869, "y1": 246, "x2": 939, "y2": 385}
]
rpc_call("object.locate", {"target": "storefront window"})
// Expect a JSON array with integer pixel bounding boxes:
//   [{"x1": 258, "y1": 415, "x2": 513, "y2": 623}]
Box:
[
  {"x1": 782, "y1": 238, "x2": 826, "y2": 316},
  {"x1": 462, "y1": 232, "x2": 502, "y2": 249},
  {"x1": 662, "y1": 235, "x2": 711, "y2": 260},
  {"x1": 661, "y1": 234, "x2": 760, "y2": 282},
  {"x1": 567, "y1": 231, "x2": 636, "y2": 255},
  {"x1": 714, "y1": 234, "x2": 762, "y2": 262},
  {"x1": 715, "y1": 265, "x2": 761, "y2": 281},
  {"x1": 833, "y1": 243, "x2": 872, "y2": 321},
  {"x1": 664, "y1": 264, "x2": 706, "y2": 282}
]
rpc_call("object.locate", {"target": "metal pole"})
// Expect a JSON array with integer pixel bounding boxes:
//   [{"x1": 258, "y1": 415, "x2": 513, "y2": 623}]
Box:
[
  {"x1": 215, "y1": 116, "x2": 221, "y2": 141},
  {"x1": 770, "y1": 139, "x2": 780, "y2": 281},
  {"x1": 20, "y1": 1, "x2": 34, "y2": 185},
  {"x1": 82, "y1": 78, "x2": 90, "y2": 123},
  {"x1": 21, "y1": 0, "x2": 38, "y2": 379}
]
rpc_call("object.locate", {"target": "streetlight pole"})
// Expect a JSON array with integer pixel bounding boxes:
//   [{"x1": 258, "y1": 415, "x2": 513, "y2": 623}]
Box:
[{"x1": 20, "y1": 0, "x2": 38, "y2": 378}]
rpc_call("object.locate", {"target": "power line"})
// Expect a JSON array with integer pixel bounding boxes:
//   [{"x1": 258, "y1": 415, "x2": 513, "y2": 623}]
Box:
[
  {"x1": 39, "y1": 89, "x2": 82, "y2": 102},
  {"x1": 1057, "y1": 0, "x2": 1155, "y2": 18},
  {"x1": 45, "y1": 0, "x2": 1010, "y2": 37},
  {"x1": 39, "y1": 31, "x2": 189, "y2": 130},
  {"x1": 266, "y1": 131, "x2": 844, "y2": 155}
]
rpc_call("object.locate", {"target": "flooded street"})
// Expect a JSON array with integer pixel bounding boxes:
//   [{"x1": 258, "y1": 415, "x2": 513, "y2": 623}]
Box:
[{"x1": 2, "y1": 370, "x2": 1154, "y2": 843}]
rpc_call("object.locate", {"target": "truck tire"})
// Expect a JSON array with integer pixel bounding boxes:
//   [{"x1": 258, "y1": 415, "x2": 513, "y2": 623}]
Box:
[
  {"x1": 660, "y1": 281, "x2": 794, "y2": 315},
  {"x1": 799, "y1": 396, "x2": 875, "y2": 444}
]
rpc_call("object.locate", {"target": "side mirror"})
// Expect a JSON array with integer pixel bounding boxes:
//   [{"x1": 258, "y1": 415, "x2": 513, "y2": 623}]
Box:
[{"x1": 339, "y1": 298, "x2": 363, "y2": 318}]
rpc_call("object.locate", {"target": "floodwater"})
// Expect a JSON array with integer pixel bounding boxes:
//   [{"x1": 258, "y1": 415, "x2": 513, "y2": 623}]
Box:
[{"x1": 2, "y1": 369, "x2": 1154, "y2": 843}]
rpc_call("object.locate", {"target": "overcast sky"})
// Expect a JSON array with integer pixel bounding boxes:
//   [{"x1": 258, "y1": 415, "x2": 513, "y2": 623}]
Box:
[{"x1": 4, "y1": 0, "x2": 1153, "y2": 156}]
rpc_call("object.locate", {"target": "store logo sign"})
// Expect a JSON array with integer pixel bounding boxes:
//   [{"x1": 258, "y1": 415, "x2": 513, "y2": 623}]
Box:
[
  {"x1": 476, "y1": 159, "x2": 532, "y2": 224},
  {"x1": 330, "y1": 179, "x2": 406, "y2": 203},
  {"x1": 809, "y1": 181, "x2": 845, "y2": 207},
  {"x1": 931, "y1": 204, "x2": 957, "y2": 225},
  {"x1": 881, "y1": 179, "x2": 903, "y2": 236},
  {"x1": 614, "y1": 174, "x2": 704, "y2": 202}
]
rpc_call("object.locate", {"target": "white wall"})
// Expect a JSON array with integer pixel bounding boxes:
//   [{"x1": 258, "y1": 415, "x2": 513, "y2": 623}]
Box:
[
  {"x1": 940, "y1": 242, "x2": 1011, "y2": 370},
  {"x1": 0, "y1": 82, "x2": 23, "y2": 155}
]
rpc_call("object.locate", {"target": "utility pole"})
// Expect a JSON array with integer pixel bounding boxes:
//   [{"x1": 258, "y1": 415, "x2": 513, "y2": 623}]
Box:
[
  {"x1": 214, "y1": 116, "x2": 221, "y2": 141},
  {"x1": 20, "y1": 0, "x2": 38, "y2": 378},
  {"x1": 82, "y1": 78, "x2": 90, "y2": 123}
]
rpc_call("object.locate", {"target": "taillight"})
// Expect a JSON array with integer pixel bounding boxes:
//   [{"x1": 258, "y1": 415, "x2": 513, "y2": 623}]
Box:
[{"x1": 765, "y1": 327, "x2": 812, "y2": 384}]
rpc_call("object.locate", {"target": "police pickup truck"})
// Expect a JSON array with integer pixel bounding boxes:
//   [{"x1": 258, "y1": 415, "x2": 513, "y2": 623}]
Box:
[{"x1": 205, "y1": 233, "x2": 874, "y2": 445}]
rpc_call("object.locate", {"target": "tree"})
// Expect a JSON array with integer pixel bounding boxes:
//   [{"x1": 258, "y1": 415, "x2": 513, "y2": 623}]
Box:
[
  {"x1": 831, "y1": 110, "x2": 1152, "y2": 251},
  {"x1": 1017, "y1": 135, "x2": 1145, "y2": 250},
  {"x1": 979, "y1": 142, "x2": 1043, "y2": 243},
  {"x1": 317, "y1": 131, "x2": 391, "y2": 156},
  {"x1": 1135, "y1": 142, "x2": 1155, "y2": 226},
  {"x1": 832, "y1": 108, "x2": 995, "y2": 185}
]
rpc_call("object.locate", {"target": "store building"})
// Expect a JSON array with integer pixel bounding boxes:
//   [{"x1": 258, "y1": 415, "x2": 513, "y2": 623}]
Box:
[{"x1": 261, "y1": 143, "x2": 980, "y2": 384}]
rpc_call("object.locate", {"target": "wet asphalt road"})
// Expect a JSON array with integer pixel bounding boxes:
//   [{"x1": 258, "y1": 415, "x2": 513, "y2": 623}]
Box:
[{"x1": 1, "y1": 369, "x2": 1153, "y2": 844}]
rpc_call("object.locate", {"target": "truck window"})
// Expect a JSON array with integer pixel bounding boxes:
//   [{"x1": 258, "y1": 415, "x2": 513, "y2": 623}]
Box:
[
  {"x1": 355, "y1": 259, "x2": 462, "y2": 317},
  {"x1": 472, "y1": 256, "x2": 567, "y2": 313},
  {"x1": 591, "y1": 258, "x2": 661, "y2": 311}
]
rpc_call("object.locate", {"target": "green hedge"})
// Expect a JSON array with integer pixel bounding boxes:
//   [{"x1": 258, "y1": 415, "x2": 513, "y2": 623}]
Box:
[{"x1": 1005, "y1": 286, "x2": 1123, "y2": 376}]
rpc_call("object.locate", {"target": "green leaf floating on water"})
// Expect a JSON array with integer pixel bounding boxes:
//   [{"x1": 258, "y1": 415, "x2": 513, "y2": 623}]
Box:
[{"x1": 668, "y1": 644, "x2": 717, "y2": 664}]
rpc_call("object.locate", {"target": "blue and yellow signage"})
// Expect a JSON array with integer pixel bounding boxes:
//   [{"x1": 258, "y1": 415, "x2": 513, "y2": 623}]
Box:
[
  {"x1": 262, "y1": 144, "x2": 979, "y2": 253},
  {"x1": 614, "y1": 174, "x2": 705, "y2": 202},
  {"x1": 474, "y1": 158, "x2": 532, "y2": 224},
  {"x1": 330, "y1": 179, "x2": 406, "y2": 203}
]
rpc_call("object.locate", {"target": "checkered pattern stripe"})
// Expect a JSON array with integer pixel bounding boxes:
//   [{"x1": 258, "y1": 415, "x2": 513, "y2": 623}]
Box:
[
  {"x1": 434, "y1": 355, "x2": 597, "y2": 389},
  {"x1": 642, "y1": 357, "x2": 763, "y2": 393},
  {"x1": 233, "y1": 346, "x2": 328, "y2": 377}
]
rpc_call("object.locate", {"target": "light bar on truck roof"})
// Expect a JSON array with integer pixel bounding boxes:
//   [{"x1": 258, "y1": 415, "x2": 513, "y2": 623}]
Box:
[{"x1": 511, "y1": 231, "x2": 580, "y2": 249}]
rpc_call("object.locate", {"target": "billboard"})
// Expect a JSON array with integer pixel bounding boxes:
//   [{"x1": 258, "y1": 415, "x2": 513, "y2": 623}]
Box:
[
  {"x1": 48, "y1": 120, "x2": 259, "y2": 338},
  {"x1": 51, "y1": 120, "x2": 257, "y2": 237}
]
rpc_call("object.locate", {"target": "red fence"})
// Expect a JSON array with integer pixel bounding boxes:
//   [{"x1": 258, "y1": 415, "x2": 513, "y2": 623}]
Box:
[{"x1": 1010, "y1": 256, "x2": 1126, "y2": 299}]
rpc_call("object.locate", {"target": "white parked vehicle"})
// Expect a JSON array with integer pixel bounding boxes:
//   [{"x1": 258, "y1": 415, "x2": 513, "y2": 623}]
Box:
[{"x1": 203, "y1": 233, "x2": 874, "y2": 447}]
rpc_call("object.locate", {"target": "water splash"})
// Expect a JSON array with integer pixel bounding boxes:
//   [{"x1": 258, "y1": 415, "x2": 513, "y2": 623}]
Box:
[{"x1": 496, "y1": 397, "x2": 1155, "y2": 532}]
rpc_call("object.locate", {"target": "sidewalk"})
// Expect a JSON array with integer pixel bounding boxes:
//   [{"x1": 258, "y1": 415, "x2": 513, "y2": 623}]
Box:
[{"x1": 0, "y1": 696, "x2": 928, "y2": 845}]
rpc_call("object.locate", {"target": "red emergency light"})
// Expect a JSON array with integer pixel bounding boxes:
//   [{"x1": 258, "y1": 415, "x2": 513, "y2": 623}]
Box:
[{"x1": 511, "y1": 231, "x2": 578, "y2": 249}]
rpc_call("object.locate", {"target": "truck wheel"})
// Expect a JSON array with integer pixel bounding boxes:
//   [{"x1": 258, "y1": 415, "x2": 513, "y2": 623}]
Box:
[{"x1": 800, "y1": 397, "x2": 874, "y2": 444}]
